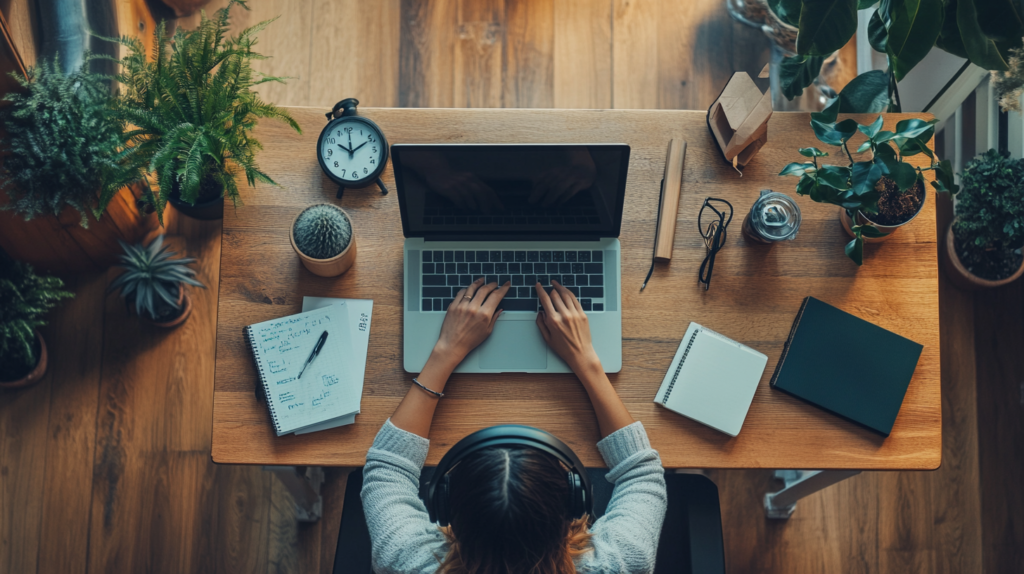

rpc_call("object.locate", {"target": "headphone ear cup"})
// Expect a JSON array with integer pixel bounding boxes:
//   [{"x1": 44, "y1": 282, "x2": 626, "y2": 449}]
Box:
[
  {"x1": 436, "y1": 474, "x2": 452, "y2": 527},
  {"x1": 566, "y1": 471, "x2": 586, "y2": 519}
]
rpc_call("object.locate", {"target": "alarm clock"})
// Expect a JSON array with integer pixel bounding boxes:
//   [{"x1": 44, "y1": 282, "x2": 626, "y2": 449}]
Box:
[{"x1": 317, "y1": 98, "x2": 389, "y2": 199}]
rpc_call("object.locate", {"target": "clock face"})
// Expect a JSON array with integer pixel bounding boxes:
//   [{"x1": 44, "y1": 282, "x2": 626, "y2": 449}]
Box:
[{"x1": 319, "y1": 118, "x2": 386, "y2": 184}]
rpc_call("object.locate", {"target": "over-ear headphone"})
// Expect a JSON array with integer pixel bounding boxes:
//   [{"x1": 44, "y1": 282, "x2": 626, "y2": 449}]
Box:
[{"x1": 422, "y1": 425, "x2": 592, "y2": 527}]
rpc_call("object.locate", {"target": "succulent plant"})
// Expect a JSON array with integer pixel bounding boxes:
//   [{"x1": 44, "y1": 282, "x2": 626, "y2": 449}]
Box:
[
  {"x1": 0, "y1": 253, "x2": 74, "y2": 379},
  {"x1": 293, "y1": 204, "x2": 352, "y2": 259},
  {"x1": 0, "y1": 56, "x2": 143, "y2": 227},
  {"x1": 109, "y1": 235, "x2": 205, "y2": 321}
]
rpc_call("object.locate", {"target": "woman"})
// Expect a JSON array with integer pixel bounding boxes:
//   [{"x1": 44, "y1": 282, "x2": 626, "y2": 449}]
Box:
[{"x1": 362, "y1": 278, "x2": 667, "y2": 573}]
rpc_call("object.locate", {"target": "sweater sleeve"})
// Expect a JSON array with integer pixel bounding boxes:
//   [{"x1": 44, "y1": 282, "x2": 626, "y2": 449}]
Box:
[
  {"x1": 360, "y1": 419, "x2": 448, "y2": 574},
  {"x1": 579, "y1": 421, "x2": 667, "y2": 574}
]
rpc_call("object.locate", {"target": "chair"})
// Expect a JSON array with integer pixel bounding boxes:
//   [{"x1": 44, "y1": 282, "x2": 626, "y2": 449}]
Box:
[{"x1": 334, "y1": 468, "x2": 725, "y2": 574}]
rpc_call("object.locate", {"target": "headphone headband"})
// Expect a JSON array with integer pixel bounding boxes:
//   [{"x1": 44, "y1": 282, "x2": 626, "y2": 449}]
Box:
[{"x1": 423, "y1": 425, "x2": 592, "y2": 525}]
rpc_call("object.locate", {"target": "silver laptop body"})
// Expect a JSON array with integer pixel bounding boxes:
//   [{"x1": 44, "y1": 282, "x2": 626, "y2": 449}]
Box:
[{"x1": 394, "y1": 144, "x2": 629, "y2": 374}]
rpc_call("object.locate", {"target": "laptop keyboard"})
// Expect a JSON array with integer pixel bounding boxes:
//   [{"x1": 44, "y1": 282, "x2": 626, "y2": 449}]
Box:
[{"x1": 420, "y1": 250, "x2": 606, "y2": 313}]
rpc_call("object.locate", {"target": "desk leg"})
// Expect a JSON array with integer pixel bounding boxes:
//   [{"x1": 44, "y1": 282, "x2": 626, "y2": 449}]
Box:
[
  {"x1": 264, "y1": 466, "x2": 324, "y2": 522},
  {"x1": 763, "y1": 470, "x2": 861, "y2": 519}
]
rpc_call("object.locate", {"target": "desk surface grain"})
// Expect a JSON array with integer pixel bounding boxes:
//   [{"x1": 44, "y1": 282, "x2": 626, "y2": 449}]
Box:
[{"x1": 212, "y1": 107, "x2": 941, "y2": 470}]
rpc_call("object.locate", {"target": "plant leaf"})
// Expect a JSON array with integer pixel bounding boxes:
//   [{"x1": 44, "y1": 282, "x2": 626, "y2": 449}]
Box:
[
  {"x1": 852, "y1": 160, "x2": 885, "y2": 194},
  {"x1": 858, "y1": 224, "x2": 888, "y2": 237},
  {"x1": 932, "y1": 158, "x2": 959, "y2": 193},
  {"x1": 835, "y1": 69, "x2": 891, "y2": 112},
  {"x1": 859, "y1": 0, "x2": 879, "y2": 8},
  {"x1": 780, "y1": 55, "x2": 826, "y2": 100},
  {"x1": 973, "y1": 0, "x2": 1023, "y2": 42},
  {"x1": 811, "y1": 118, "x2": 859, "y2": 145},
  {"x1": 845, "y1": 234, "x2": 865, "y2": 265},
  {"x1": 885, "y1": 0, "x2": 945, "y2": 81},
  {"x1": 818, "y1": 164, "x2": 853, "y2": 190},
  {"x1": 868, "y1": 9, "x2": 888, "y2": 52},
  {"x1": 799, "y1": 147, "x2": 829, "y2": 157},
  {"x1": 768, "y1": 0, "x2": 803, "y2": 27},
  {"x1": 858, "y1": 115, "x2": 885, "y2": 139},
  {"x1": 957, "y1": 0, "x2": 1009, "y2": 70},
  {"x1": 891, "y1": 161, "x2": 919, "y2": 190},
  {"x1": 894, "y1": 117, "x2": 938, "y2": 139},
  {"x1": 780, "y1": 162, "x2": 814, "y2": 176},
  {"x1": 797, "y1": 0, "x2": 860, "y2": 56}
]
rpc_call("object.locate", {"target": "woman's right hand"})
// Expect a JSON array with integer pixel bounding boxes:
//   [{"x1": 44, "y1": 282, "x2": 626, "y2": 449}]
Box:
[{"x1": 534, "y1": 281, "x2": 602, "y2": 375}]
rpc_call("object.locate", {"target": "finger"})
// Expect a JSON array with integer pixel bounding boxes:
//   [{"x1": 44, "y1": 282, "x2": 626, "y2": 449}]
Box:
[
  {"x1": 536, "y1": 282, "x2": 557, "y2": 316},
  {"x1": 470, "y1": 278, "x2": 497, "y2": 305},
  {"x1": 482, "y1": 281, "x2": 512, "y2": 314},
  {"x1": 535, "y1": 312, "x2": 551, "y2": 343},
  {"x1": 461, "y1": 277, "x2": 484, "y2": 303},
  {"x1": 555, "y1": 280, "x2": 583, "y2": 312},
  {"x1": 450, "y1": 288, "x2": 467, "y2": 311},
  {"x1": 488, "y1": 309, "x2": 504, "y2": 330},
  {"x1": 549, "y1": 281, "x2": 569, "y2": 314}
]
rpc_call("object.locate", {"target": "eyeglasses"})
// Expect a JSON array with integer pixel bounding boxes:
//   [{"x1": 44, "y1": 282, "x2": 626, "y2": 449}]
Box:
[{"x1": 698, "y1": 197, "x2": 733, "y2": 291}]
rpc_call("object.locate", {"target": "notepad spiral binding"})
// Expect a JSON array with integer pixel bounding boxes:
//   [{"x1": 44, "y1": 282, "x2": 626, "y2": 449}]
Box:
[
  {"x1": 244, "y1": 326, "x2": 281, "y2": 433},
  {"x1": 661, "y1": 328, "x2": 702, "y2": 404}
]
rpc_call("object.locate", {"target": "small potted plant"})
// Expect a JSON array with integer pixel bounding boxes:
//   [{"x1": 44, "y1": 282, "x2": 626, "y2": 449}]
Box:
[
  {"x1": 943, "y1": 149, "x2": 1024, "y2": 289},
  {"x1": 0, "y1": 254, "x2": 74, "y2": 388},
  {"x1": 108, "y1": 235, "x2": 205, "y2": 327},
  {"x1": 110, "y1": 0, "x2": 301, "y2": 223},
  {"x1": 290, "y1": 203, "x2": 357, "y2": 277},
  {"x1": 779, "y1": 113, "x2": 955, "y2": 264}
]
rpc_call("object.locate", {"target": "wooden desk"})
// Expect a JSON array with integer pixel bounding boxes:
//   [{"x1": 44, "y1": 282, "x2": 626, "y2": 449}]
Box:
[{"x1": 212, "y1": 108, "x2": 940, "y2": 471}]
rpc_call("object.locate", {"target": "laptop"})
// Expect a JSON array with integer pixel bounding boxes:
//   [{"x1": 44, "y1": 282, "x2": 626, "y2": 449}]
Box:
[{"x1": 394, "y1": 144, "x2": 629, "y2": 374}]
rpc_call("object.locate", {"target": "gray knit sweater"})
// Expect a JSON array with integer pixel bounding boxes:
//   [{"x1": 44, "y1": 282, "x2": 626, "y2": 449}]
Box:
[{"x1": 361, "y1": 419, "x2": 667, "y2": 573}]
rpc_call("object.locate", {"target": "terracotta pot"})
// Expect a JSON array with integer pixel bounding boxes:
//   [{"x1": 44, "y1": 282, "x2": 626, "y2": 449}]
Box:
[
  {"x1": 0, "y1": 181, "x2": 158, "y2": 273},
  {"x1": 0, "y1": 331, "x2": 48, "y2": 389},
  {"x1": 943, "y1": 222, "x2": 1024, "y2": 290},
  {"x1": 839, "y1": 187, "x2": 927, "y2": 244},
  {"x1": 150, "y1": 283, "x2": 194, "y2": 328},
  {"x1": 290, "y1": 206, "x2": 358, "y2": 277}
]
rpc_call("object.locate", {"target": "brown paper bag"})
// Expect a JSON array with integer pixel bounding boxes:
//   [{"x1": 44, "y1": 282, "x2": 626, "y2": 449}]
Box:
[{"x1": 707, "y1": 72, "x2": 773, "y2": 171}]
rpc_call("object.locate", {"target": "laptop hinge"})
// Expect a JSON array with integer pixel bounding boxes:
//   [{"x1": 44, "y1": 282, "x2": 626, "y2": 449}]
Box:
[{"x1": 422, "y1": 235, "x2": 604, "y2": 243}]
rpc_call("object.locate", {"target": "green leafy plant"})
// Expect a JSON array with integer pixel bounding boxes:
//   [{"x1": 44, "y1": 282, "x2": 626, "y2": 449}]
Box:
[
  {"x1": 293, "y1": 204, "x2": 352, "y2": 259},
  {"x1": 0, "y1": 254, "x2": 74, "y2": 379},
  {"x1": 952, "y1": 149, "x2": 1024, "y2": 277},
  {"x1": 0, "y1": 56, "x2": 143, "y2": 227},
  {"x1": 779, "y1": 113, "x2": 955, "y2": 264},
  {"x1": 775, "y1": 0, "x2": 1023, "y2": 114},
  {"x1": 992, "y1": 41, "x2": 1024, "y2": 112},
  {"x1": 108, "y1": 0, "x2": 301, "y2": 223},
  {"x1": 108, "y1": 235, "x2": 204, "y2": 321}
]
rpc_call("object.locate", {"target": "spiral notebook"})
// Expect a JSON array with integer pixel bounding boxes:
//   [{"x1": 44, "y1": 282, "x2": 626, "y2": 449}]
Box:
[
  {"x1": 244, "y1": 304, "x2": 363, "y2": 436},
  {"x1": 653, "y1": 322, "x2": 768, "y2": 437}
]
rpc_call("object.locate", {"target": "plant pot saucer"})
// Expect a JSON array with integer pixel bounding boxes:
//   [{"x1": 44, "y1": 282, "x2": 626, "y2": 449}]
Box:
[{"x1": 0, "y1": 331, "x2": 47, "y2": 389}]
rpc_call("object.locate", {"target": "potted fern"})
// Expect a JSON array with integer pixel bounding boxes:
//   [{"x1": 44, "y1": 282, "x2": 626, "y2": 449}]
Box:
[
  {"x1": 943, "y1": 150, "x2": 1024, "y2": 290},
  {"x1": 108, "y1": 235, "x2": 205, "y2": 327},
  {"x1": 0, "y1": 253, "x2": 74, "y2": 388},
  {"x1": 290, "y1": 203, "x2": 357, "y2": 277},
  {"x1": 110, "y1": 0, "x2": 301, "y2": 223},
  {"x1": 779, "y1": 113, "x2": 955, "y2": 265},
  {"x1": 0, "y1": 57, "x2": 152, "y2": 271}
]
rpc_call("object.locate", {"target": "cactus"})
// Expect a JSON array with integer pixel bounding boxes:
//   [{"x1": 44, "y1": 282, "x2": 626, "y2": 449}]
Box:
[{"x1": 294, "y1": 204, "x2": 352, "y2": 259}]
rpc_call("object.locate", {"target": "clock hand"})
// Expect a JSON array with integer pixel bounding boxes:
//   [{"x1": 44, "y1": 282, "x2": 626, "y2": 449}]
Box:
[{"x1": 351, "y1": 141, "x2": 369, "y2": 153}]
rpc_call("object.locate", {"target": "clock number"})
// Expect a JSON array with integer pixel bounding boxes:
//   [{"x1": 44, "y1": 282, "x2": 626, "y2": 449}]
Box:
[
  {"x1": 372, "y1": 147, "x2": 377, "y2": 153},
  {"x1": 340, "y1": 169, "x2": 345, "y2": 177},
  {"x1": 336, "y1": 130, "x2": 340, "y2": 136},
  {"x1": 329, "y1": 137, "x2": 336, "y2": 144},
  {"x1": 370, "y1": 159, "x2": 375, "y2": 165},
  {"x1": 345, "y1": 127, "x2": 353, "y2": 133},
  {"x1": 334, "y1": 161, "x2": 339, "y2": 168},
  {"x1": 327, "y1": 149, "x2": 332, "y2": 156},
  {"x1": 368, "y1": 136, "x2": 375, "y2": 142},
  {"x1": 363, "y1": 167, "x2": 368, "y2": 174}
]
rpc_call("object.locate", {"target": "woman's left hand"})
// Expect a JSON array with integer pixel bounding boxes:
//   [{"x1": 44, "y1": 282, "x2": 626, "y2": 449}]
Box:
[{"x1": 433, "y1": 278, "x2": 510, "y2": 364}]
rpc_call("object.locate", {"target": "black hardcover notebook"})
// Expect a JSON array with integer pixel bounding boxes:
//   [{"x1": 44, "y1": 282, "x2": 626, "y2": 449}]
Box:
[{"x1": 770, "y1": 297, "x2": 924, "y2": 436}]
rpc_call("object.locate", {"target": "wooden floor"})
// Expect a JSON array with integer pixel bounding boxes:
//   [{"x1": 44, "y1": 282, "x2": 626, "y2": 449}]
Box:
[{"x1": 1, "y1": 0, "x2": 1022, "y2": 572}]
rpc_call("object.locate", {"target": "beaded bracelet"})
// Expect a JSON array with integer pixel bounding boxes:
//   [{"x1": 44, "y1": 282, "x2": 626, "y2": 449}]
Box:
[{"x1": 412, "y1": 377, "x2": 444, "y2": 399}]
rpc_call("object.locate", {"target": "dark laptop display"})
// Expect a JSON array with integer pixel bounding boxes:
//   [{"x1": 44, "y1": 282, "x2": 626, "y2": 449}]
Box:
[{"x1": 392, "y1": 144, "x2": 630, "y2": 238}]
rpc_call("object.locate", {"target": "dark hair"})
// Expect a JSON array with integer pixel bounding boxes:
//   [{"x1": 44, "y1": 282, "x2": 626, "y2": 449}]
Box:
[{"x1": 438, "y1": 447, "x2": 592, "y2": 574}]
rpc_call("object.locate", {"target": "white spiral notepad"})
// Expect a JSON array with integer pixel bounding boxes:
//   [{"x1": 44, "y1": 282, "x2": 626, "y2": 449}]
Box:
[
  {"x1": 244, "y1": 304, "x2": 363, "y2": 436},
  {"x1": 653, "y1": 322, "x2": 768, "y2": 437}
]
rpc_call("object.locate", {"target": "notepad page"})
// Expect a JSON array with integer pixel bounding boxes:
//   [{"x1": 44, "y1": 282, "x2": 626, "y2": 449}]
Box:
[{"x1": 249, "y1": 305, "x2": 359, "y2": 435}]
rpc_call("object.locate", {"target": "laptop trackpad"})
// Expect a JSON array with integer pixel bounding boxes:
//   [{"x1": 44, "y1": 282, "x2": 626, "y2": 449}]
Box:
[{"x1": 479, "y1": 321, "x2": 548, "y2": 370}]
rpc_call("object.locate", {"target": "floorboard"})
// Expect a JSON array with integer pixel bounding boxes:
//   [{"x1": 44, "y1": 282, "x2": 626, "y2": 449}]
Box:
[{"x1": 0, "y1": 0, "x2": 1017, "y2": 572}]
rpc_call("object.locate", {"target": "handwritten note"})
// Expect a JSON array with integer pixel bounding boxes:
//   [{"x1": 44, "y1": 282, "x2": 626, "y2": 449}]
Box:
[{"x1": 248, "y1": 304, "x2": 360, "y2": 435}]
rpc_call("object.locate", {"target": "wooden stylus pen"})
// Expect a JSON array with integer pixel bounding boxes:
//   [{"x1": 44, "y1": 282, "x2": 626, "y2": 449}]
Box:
[{"x1": 642, "y1": 139, "x2": 686, "y2": 291}]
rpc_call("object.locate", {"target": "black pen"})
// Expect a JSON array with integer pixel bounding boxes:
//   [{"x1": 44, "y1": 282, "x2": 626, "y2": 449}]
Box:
[{"x1": 297, "y1": 330, "x2": 329, "y2": 379}]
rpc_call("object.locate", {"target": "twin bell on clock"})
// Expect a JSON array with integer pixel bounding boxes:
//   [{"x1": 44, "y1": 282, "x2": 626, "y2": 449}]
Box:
[{"x1": 317, "y1": 98, "x2": 389, "y2": 199}]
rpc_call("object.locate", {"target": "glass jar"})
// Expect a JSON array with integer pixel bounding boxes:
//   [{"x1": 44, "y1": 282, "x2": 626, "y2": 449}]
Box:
[{"x1": 742, "y1": 190, "x2": 801, "y2": 243}]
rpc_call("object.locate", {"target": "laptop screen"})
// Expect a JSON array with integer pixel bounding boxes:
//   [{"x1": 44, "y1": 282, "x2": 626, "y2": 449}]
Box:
[{"x1": 392, "y1": 144, "x2": 630, "y2": 238}]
